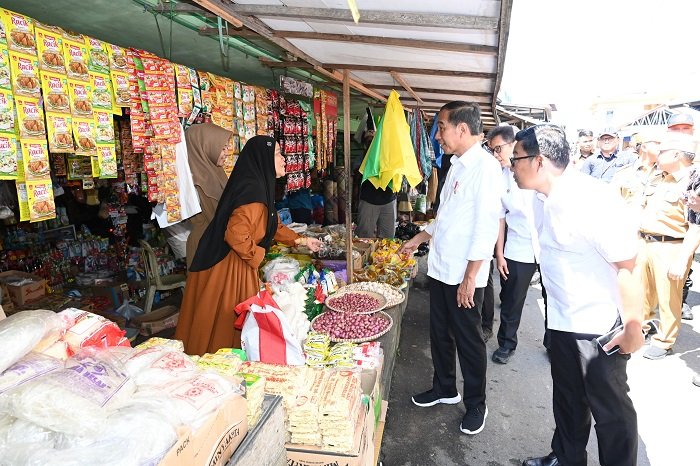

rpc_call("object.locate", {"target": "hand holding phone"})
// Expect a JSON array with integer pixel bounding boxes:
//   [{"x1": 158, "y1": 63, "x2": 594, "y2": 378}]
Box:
[{"x1": 595, "y1": 325, "x2": 624, "y2": 355}]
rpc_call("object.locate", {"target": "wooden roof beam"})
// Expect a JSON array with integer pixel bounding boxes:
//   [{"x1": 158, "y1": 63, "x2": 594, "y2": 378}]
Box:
[
  {"x1": 225, "y1": 5, "x2": 498, "y2": 30},
  {"x1": 274, "y1": 31, "x2": 497, "y2": 55},
  {"x1": 198, "y1": 27, "x2": 258, "y2": 37},
  {"x1": 259, "y1": 58, "x2": 315, "y2": 69},
  {"x1": 324, "y1": 64, "x2": 495, "y2": 79},
  {"x1": 367, "y1": 85, "x2": 492, "y2": 98},
  {"x1": 390, "y1": 72, "x2": 423, "y2": 105}
]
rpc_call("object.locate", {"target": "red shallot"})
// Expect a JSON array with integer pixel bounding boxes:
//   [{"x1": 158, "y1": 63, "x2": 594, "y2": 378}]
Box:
[
  {"x1": 326, "y1": 292, "x2": 381, "y2": 313},
  {"x1": 312, "y1": 311, "x2": 389, "y2": 340}
]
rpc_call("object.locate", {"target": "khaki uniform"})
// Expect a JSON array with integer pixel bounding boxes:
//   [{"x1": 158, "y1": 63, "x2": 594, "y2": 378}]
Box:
[{"x1": 638, "y1": 167, "x2": 692, "y2": 349}]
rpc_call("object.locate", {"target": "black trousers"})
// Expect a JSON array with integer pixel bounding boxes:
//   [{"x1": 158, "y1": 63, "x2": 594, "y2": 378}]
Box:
[
  {"x1": 549, "y1": 330, "x2": 638, "y2": 466},
  {"x1": 429, "y1": 278, "x2": 487, "y2": 410},
  {"x1": 482, "y1": 259, "x2": 495, "y2": 332},
  {"x1": 497, "y1": 258, "x2": 538, "y2": 350}
]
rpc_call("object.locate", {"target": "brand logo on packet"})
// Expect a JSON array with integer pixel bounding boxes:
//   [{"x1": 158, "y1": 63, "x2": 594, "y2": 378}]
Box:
[
  {"x1": 0, "y1": 93, "x2": 6, "y2": 105},
  {"x1": 28, "y1": 144, "x2": 44, "y2": 157},
  {"x1": 88, "y1": 38, "x2": 101, "y2": 48},
  {"x1": 74, "y1": 84, "x2": 87, "y2": 99},
  {"x1": 48, "y1": 77, "x2": 64, "y2": 91},
  {"x1": 78, "y1": 121, "x2": 91, "y2": 133},
  {"x1": 100, "y1": 146, "x2": 112, "y2": 157},
  {"x1": 10, "y1": 15, "x2": 28, "y2": 29},
  {"x1": 97, "y1": 112, "x2": 110, "y2": 125},
  {"x1": 0, "y1": 137, "x2": 11, "y2": 151},
  {"x1": 93, "y1": 75, "x2": 105, "y2": 88},
  {"x1": 43, "y1": 35, "x2": 58, "y2": 49},
  {"x1": 54, "y1": 117, "x2": 68, "y2": 131},
  {"x1": 33, "y1": 184, "x2": 48, "y2": 197},
  {"x1": 68, "y1": 45, "x2": 83, "y2": 60},
  {"x1": 23, "y1": 103, "x2": 38, "y2": 117},
  {"x1": 17, "y1": 58, "x2": 34, "y2": 73}
]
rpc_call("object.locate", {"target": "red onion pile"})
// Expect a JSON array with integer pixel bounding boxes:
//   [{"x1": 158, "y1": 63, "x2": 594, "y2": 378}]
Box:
[
  {"x1": 312, "y1": 311, "x2": 390, "y2": 340},
  {"x1": 327, "y1": 292, "x2": 381, "y2": 313}
]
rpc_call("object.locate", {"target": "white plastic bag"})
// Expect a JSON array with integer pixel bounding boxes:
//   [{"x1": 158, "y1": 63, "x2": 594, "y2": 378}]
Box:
[
  {"x1": 124, "y1": 347, "x2": 199, "y2": 389},
  {"x1": 0, "y1": 310, "x2": 72, "y2": 373},
  {"x1": 0, "y1": 352, "x2": 63, "y2": 395},
  {"x1": 263, "y1": 257, "x2": 300, "y2": 284},
  {"x1": 237, "y1": 290, "x2": 305, "y2": 366}
]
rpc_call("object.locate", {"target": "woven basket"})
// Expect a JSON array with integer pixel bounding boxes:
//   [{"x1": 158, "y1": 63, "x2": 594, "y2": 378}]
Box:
[{"x1": 311, "y1": 311, "x2": 393, "y2": 343}]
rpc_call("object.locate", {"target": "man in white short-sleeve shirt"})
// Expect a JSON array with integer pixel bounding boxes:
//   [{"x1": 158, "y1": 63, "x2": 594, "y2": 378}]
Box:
[
  {"x1": 511, "y1": 125, "x2": 644, "y2": 466},
  {"x1": 400, "y1": 101, "x2": 503, "y2": 436}
]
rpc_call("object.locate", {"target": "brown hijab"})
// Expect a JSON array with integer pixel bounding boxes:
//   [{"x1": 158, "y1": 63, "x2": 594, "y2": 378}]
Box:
[{"x1": 185, "y1": 123, "x2": 231, "y2": 199}]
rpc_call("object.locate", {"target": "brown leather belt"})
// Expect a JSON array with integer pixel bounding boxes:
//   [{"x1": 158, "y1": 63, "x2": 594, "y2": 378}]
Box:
[{"x1": 639, "y1": 232, "x2": 683, "y2": 243}]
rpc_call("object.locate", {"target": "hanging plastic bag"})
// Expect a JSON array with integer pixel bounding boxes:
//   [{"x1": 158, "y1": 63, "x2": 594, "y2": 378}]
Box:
[{"x1": 235, "y1": 290, "x2": 305, "y2": 365}]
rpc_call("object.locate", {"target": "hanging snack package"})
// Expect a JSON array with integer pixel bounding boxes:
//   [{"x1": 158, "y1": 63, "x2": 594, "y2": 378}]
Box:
[
  {"x1": 0, "y1": 133, "x2": 18, "y2": 179},
  {"x1": 20, "y1": 139, "x2": 49, "y2": 181},
  {"x1": 108, "y1": 43, "x2": 127, "y2": 71},
  {"x1": 0, "y1": 88, "x2": 14, "y2": 133},
  {"x1": 67, "y1": 78, "x2": 93, "y2": 118},
  {"x1": 72, "y1": 117, "x2": 97, "y2": 156},
  {"x1": 90, "y1": 155, "x2": 100, "y2": 177},
  {"x1": 110, "y1": 69, "x2": 130, "y2": 107},
  {"x1": 97, "y1": 143, "x2": 117, "y2": 178},
  {"x1": 40, "y1": 70, "x2": 70, "y2": 113},
  {"x1": 26, "y1": 179, "x2": 56, "y2": 223},
  {"x1": 0, "y1": 47, "x2": 11, "y2": 91},
  {"x1": 46, "y1": 112, "x2": 73, "y2": 153},
  {"x1": 16, "y1": 181, "x2": 29, "y2": 221},
  {"x1": 63, "y1": 38, "x2": 89, "y2": 81},
  {"x1": 14, "y1": 96, "x2": 45, "y2": 139},
  {"x1": 35, "y1": 26, "x2": 65, "y2": 74},
  {"x1": 1, "y1": 9, "x2": 36, "y2": 56},
  {"x1": 89, "y1": 71, "x2": 114, "y2": 113},
  {"x1": 85, "y1": 36, "x2": 109, "y2": 75},
  {"x1": 8, "y1": 50, "x2": 40, "y2": 98},
  {"x1": 93, "y1": 109, "x2": 115, "y2": 144}
]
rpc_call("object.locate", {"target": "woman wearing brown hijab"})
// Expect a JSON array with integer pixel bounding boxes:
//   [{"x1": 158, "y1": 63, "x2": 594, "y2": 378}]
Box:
[
  {"x1": 185, "y1": 123, "x2": 232, "y2": 268},
  {"x1": 175, "y1": 136, "x2": 322, "y2": 355}
]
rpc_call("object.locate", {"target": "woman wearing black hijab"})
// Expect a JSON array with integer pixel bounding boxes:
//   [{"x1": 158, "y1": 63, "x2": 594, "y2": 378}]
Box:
[{"x1": 175, "y1": 136, "x2": 321, "y2": 355}]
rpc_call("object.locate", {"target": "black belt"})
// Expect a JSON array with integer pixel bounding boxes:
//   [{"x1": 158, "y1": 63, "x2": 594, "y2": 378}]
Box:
[{"x1": 639, "y1": 232, "x2": 684, "y2": 243}]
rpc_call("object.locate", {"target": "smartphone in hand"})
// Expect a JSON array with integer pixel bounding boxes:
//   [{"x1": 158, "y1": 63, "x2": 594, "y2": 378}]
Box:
[{"x1": 594, "y1": 325, "x2": 624, "y2": 355}]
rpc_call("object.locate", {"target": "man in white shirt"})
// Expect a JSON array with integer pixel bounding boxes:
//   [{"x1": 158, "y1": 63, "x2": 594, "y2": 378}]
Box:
[
  {"x1": 486, "y1": 125, "x2": 542, "y2": 364},
  {"x1": 511, "y1": 125, "x2": 644, "y2": 466},
  {"x1": 400, "y1": 101, "x2": 503, "y2": 435}
]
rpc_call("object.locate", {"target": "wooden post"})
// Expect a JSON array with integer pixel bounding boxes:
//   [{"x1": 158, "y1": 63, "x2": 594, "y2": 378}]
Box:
[{"x1": 343, "y1": 69, "x2": 353, "y2": 283}]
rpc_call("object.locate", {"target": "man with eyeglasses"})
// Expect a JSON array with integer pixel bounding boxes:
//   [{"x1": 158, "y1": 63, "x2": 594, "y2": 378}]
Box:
[
  {"x1": 580, "y1": 129, "x2": 637, "y2": 182},
  {"x1": 637, "y1": 133, "x2": 696, "y2": 360},
  {"x1": 399, "y1": 101, "x2": 502, "y2": 436},
  {"x1": 511, "y1": 124, "x2": 643, "y2": 466}
]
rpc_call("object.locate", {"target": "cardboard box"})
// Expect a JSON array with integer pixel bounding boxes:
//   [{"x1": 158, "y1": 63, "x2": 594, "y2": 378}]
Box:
[
  {"x1": 159, "y1": 394, "x2": 248, "y2": 466},
  {"x1": 140, "y1": 311, "x2": 180, "y2": 336},
  {"x1": 0, "y1": 271, "x2": 46, "y2": 306},
  {"x1": 132, "y1": 304, "x2": 178, "y2": 324},
  {"x1": 90, "y1": 282, "x2": 129, "y2": 309},
  {"x1": 286, "y1": 405, "x2": 374, "y2": 466}
]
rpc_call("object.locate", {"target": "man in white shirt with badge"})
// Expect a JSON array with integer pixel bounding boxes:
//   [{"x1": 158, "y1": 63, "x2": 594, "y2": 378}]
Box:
[
  {"x1": 511, "y1": 125, "x2": 644, "y2": 466},
  {"x1": 400, "y1": 101, "x2": 503, "y2": 435}
]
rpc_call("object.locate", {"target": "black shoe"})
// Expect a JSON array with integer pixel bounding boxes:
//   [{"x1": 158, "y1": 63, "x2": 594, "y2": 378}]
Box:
[
  {"x1": 492, "y1": 347, "x2": 515, "y2": 364},
  {"x1": 682, "y1": 303, "x2": 694, "y2": 320},
  {"x1": 411, "y1": 389, "x2": 461, "y2": 407},
  {"x1": 459, "y1": 405, "x2": 488, "y2": 435},
  {"x1": 522, "y1": 452, "x2": 559, "y2": 466},
  {"x1": 482, "y1": 328, "x2": 493, "y2": 342},
  {"x1": 643, "y1": 345, "x2": 672, "y2": 360}
]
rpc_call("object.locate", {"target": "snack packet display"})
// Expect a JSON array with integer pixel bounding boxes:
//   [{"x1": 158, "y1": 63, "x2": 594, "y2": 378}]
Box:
[
  {"x1": 0, "y1": 89, "x2": 14, "y2": 134},
  {"x1": 0, "y1": 47, "x2": 11, "y2": 91},
  {"x1": 41, "y1": 71, "x2": 70, "y2": 113},
  {"x1": 20, "y1": 139, "x2": 49, "y2": 181},
  {"x1": 46, "y1": 112, "x2": 73, "y2": 153},
  {"x1": 15, "y1": 182, "x2": 29, "y2": 221},
  {"x1": 85, "y1": 36, "x2": 109, "y2": 75},
  {"x1": 35, "y1": 26, "x2": 65, "y2": 74},
  {"x1": 8, "y1": 50, "x2": 40, "y2": 99},
  {"x1": 71, "y1": 117, "x2": 97, "y2": 156},
  {"x1": 110, "y1": 70, "x2": 130, "y2": 107},
  {"x1": 67, "y1": 79, "x2": 93, "y2": 117},
  {"x1": 63, "y1": 38, "x2": 89, "y2": 81},
  {"x1": 14, "y1": 96, "x2": 45, "y2": 139},
  {"x1": 0, "y1": 133, "x2": 18, "y2": 179},
  {"x1": 1, "y1": 9, "x2": 36, "y2": 56},
  {"x1": 96, "y1": 144, "x2": 117, "y2": 178},
  {"x1": 26, "y1": 179, "x2": 56, "y2": 223},
  {"x1": 89, "y1": 71, "x2": 114, "y2": 112}
]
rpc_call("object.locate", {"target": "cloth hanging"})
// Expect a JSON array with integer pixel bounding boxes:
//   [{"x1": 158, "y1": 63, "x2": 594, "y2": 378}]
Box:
[{"x1": 430, "y1": 112, "x2": 445, "y2": 168}]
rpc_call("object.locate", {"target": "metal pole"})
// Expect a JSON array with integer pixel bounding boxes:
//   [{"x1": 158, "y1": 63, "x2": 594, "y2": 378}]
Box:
[{"x1": 343, "y1": 69, "x2": 352, "y2": 283}]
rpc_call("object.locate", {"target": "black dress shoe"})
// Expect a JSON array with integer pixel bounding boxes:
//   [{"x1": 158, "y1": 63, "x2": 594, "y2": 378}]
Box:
[{"x1": 522, "y1": 452, "x2": 559, "y2": 466}]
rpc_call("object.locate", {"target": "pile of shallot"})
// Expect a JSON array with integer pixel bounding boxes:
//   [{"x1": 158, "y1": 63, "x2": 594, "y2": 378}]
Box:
[
  {"x1": 326, "y1": 292, "x2": 381, "y2": 314},
  {"x1": 312, "y1": 311, "x2": 390, "y2": 340}
]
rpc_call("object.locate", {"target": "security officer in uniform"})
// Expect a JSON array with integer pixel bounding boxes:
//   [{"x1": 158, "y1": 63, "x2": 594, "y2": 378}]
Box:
[{"x1": 638, "y1": 133, "x2": 696, "y2": 359}]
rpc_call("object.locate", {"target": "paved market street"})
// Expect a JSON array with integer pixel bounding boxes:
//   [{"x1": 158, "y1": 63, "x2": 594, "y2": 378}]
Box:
[{"x1": 380, "y1": 260, "x2": 700, "y2": 466}]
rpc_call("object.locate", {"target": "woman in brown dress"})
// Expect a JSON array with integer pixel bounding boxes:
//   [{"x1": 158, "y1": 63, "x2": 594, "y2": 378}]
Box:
[
  {"x1": 175, "y1": 136, "x2": 321, "y2": 355},
  {"x1": 184, "y1": 123, "x2": 232, "y2": 269}
]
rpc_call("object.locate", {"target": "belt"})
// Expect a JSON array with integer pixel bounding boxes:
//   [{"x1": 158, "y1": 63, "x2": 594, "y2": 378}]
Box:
[{"x1": 639, "y1": 232, "x2": 684, "y2": 243}]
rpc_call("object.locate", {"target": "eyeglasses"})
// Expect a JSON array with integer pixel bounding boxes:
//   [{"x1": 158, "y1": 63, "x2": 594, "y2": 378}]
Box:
[
  {"x1": 510, "y1": 155, "x2": 537, "y2": 165},
  {"x1": 599, "y1": 136, "x2": 617, "y2": 142},
  {"x1": 490, "y1": 142, "x2": 512, "y2": 154},
  {"x1": 481, "y1": 141, "x2": 493, "y2": 154}
]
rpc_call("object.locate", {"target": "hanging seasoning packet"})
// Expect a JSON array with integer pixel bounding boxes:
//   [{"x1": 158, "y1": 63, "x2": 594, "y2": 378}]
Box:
[
  {"x1": 15, "y1": 96, "x2": 46, "y2": 140},
  {"x1": 85, "y1": 36, "x2": 110, "y2": 75},
  {"x1": 0, "y1": 89, "x2": 14, "y2": 134},
  {"x1": 93, "y1": 109, "x2": 115, "y2": 144},
  {"x1": 110, "y1": 70, "x2": 130, "y2": 107},
  {"x1": 72, "y1": 117, "x2": 97, "y2": 156},
  {"x1": 0, "y1": 133, "x2": 18, "y2": 179},
  {"x1": 8, "y1": 50, "x2": 40, "y2": 98},
  {"x1": 67, "y1": 79, "x2": 93, "y2": 118},
  {"x1": 63, "y1": 38, "x2": 89, "y2": 81},
  {"x1": 0, "y1": 47, "x2": 11, "y2": 91},
  {"x1": 1, "y1": 9, "x2": 36, "y2": 55},
  {"x1": 41, "y1": 71, "x2": 70, "y2": 113},
  {"x1": 20, "y1": 139, "x2": 50, "y2": 182},
  {"x1": 35, "y1": 26, "x2": 66, "y2": 74},
  {"x1": 46, "y1": 113, "x2": 73, "y2": 153},
  {"x1": 108, "y1": 43, "x2": 127, "y2": 71},
  {"x1": 89, "y1": 71, "x2": 114, "y2": 112},
  {"x1": 16, "y1": 182, "x2": 29, "y2": 222},
  {"x1": 96, "y1": 143, "x2": 117, "y2": 178},
  {"x1": 27, "y1": 179, "x2": 56, "y2": 223}
]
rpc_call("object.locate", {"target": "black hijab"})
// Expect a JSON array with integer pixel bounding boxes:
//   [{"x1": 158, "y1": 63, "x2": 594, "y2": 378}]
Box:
[{"x1": 189, "y1": 136, "x2": 279, "y2": 272}]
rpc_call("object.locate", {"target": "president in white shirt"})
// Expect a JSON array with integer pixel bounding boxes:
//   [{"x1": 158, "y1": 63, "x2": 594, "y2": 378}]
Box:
[
  {"x1": 511, "y1": 124, "x2": 644, "y2": 466},
  {"x1": 400, "y1": 101, "x2": 503, "y2": 436}
]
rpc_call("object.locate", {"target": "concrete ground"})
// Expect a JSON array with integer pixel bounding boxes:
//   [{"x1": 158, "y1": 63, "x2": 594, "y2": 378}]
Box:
[{"x1": 380, "y1": 258, "x2": 700, "y2": 466}]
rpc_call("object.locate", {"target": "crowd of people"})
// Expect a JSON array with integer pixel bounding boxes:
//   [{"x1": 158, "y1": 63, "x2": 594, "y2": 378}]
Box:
[{"x1": 400, "y1": 101, "x2": 699, "y2": 466}]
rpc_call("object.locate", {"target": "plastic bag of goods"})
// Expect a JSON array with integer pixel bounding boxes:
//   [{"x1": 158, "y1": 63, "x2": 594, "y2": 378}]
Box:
[
  {"x1": 60, "y1": 308, "x2": 130, "y2": 354},
  {"x1": 3, "y1": 347, "x2": 136, "y2": 437},
  {"x1": 0, "y1": 310, "x2": 73, "y2": 373},
  {"x1": 262, "y1": 257, "x2": 300, "y2": 284},
  {"x1": 134, "y1": 337, "x2": 185, "y2": 352},
  {"x1": 0, "y1": 352, "x2": 63, "y2": 396},
  {"x1": 124, "y1": 347, "x2": 199, "y2": 389}
]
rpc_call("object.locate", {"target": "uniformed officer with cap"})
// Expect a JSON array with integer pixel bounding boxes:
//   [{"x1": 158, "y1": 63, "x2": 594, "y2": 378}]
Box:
[{"x1": 638, "y1": 133, "x2": 697, "y2": 359}]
